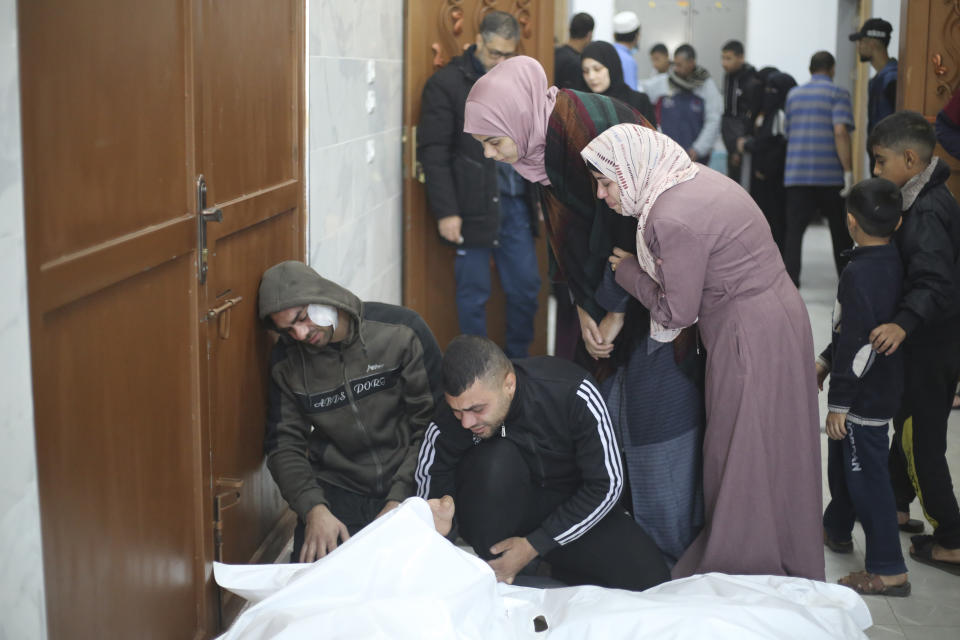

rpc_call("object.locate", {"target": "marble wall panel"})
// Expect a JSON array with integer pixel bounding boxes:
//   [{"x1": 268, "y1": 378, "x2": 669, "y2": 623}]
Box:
[
  {"x1": 309, "y1": 143, "x2": 354, "y2": 237},
  {"x1": 372, "y1": 60, "x2": 403, "y2": 132},
  {"x1": 308, "y1": 57, "x2": 370, "y2": 150},
  {"x1": 336, "y1": 214, "x2": 371, "y2": 296},
  {"x1": 0, "y1": 0, "x2": 48, "y2": 637},
  {"x1": 309, "y1": 0, "x2": 403, "y2": 61},
  {"x1": 307, "y1": 0, "x2": 404, "y2": 305}
]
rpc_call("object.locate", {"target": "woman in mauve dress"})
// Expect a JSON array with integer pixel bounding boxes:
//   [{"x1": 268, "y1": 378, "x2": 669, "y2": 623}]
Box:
[{"x1": 582, "y1": 123, "x2": 824, "y2": 581}]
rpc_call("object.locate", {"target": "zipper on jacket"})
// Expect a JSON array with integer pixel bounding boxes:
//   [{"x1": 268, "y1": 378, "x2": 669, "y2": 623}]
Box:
[
  {"x1": 523, "y1": 431, "x2": 547, "y2": 487},
  {"x1": 339, "y1": 351, "x2": 384, "y2": 495}
]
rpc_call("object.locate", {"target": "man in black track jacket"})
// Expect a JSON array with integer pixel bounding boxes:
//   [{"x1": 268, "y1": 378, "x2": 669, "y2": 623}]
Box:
[
  {"x1": 417, "y1": 335, "x2": 669, "y2": 590},
  {"x1": 259, "y1": 261, "x2": 442, "y2": 563}
]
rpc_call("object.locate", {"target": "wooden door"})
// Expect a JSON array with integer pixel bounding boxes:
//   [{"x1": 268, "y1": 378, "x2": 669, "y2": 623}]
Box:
[
  {"x1": 20, "y1": 1, "x2": 210, "y2": 636},
  {"x1": 19, "y1": 1, "x2": 305, "y2": 637},
  {"x1": 403, "y1": 0, "x2": 555, "y2": 354},
  {"x1": 195, "y1": 0, "x2": 304, "y2": 625},
  {"x1": 899, "y1": 0, "x2": 960, "y2": 194}
]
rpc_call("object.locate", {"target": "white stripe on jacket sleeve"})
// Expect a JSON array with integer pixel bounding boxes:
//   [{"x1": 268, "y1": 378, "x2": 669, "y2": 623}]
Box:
[
  {"x1": 553, "y1": 380, "x2": 623, "y2": 545},
  {"x1": 415, "y1": 422, "x2": 441, "y2": 499}
]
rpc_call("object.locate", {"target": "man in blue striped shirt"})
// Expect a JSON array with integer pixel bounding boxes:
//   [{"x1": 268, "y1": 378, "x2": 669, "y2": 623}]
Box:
[{"x1": 783, "y1": 51, "x2": 855, "y2": 286}]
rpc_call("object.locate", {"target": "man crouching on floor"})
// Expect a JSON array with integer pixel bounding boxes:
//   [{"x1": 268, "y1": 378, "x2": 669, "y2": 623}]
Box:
[
  {"x1": 259, "y1": 261, "x2": 442, "y2": 562},
  {"x1": 418, "y1": 335, "x2": 670, "y2": 590}
]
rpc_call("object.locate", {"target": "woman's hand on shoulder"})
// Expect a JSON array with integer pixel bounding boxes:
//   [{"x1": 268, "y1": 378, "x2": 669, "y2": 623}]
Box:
[{"x1": 608, "y1": 247, "x2": 635, "y2": 273}]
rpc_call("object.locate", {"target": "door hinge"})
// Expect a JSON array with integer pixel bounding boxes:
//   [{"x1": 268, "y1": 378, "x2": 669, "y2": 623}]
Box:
[{"x1": 408, "y1": 125, "x2": 425, "y2": 184}]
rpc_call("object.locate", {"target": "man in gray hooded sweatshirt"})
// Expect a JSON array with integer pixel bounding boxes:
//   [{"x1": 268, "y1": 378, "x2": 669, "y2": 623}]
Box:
[{"x1": 258, "y1": 261, "x2": 442, "y2": 562}]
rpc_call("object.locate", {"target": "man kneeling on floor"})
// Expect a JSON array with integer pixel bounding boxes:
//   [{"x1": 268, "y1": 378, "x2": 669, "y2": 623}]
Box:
[
  {"x1": 417, "y1": 335, "x2": 670, "y2": 590},
  {"x1": 259, "y1": 261, "x2": 442, "y2": 563}
]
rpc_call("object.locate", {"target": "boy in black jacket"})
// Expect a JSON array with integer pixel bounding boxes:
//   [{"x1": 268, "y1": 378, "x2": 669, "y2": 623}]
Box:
[
  {"x1": 868, "y1": 111, "x2": 960, "y2": 574},
  {"x1": 817, "y1": 179, "x2": 909, "y2": 596}
]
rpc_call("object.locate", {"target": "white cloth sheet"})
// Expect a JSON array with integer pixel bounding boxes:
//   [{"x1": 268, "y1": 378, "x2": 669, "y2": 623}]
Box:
[{"x1": 215, "y1": 498, "x2": 871, "y2": 639}]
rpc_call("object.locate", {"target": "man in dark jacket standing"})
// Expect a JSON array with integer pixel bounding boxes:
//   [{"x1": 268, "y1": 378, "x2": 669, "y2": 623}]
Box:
[
  {"x1": 418, "y1": 11, "x2": 541, "y2": 358},
  {"x1": 850, "y1": 17, "x2": 898, "y2": 173},
  {"x1": 417, "y1": 336, "x2": 670, "y2": 590},
  {"x1": 720, "y1": 40, "x2": 761, "y2": 184},
  {"x1": 258, "y1": 261, "x2": 442, "y2": 563},
  {"x1": 644, "y1": 44, "x2": 723, "y2": 164},
  {"x1": 850, "y1": 18, "x2": 897, "y2": 138}
]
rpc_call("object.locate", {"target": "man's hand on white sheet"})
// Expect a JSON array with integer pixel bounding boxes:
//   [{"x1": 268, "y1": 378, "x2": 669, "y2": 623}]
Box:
[
  {"x1": 428, "y1": 495, "x2": 455, "y2": 537},
  {"x1": 300, "y1": 504, "x2": 350, "y2": 563},
  {"x1": 376, "y1": 500, "x2": 401, "y2": 519},
  {"x1": 487, "y1": 536, "x2": 538, "y2": 584}
]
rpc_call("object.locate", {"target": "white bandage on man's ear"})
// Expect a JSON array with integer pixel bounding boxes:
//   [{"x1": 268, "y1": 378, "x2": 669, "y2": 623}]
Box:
[{"x1": 307, "y1": 304, "x2": 339, "y2": 330}]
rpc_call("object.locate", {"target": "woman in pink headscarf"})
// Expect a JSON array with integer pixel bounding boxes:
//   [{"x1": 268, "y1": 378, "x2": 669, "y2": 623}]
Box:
[
  {"x1": 464, "y1": 56, "x2": 706, "y2": 568},
  {"x1": 582, "y1": 123, "x2": 825, "y2": 581}
]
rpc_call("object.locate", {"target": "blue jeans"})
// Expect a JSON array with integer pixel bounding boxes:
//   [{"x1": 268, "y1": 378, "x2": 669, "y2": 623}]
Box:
[
  {"x1": 823, "y1": 420, "x2": 907, "y2": 575},
  {"x1": 454, "y1": 194, "x2": 540, "y2": 358}
]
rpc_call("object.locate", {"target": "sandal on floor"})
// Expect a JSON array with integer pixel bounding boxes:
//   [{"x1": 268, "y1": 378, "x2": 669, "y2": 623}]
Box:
[
  {"x1": 910, "y1": 536, "x2": 960, "y2": 576},
  {"x1": 898, "y1": 518, "x2": 925, "y2": 534},
  {"x1": 838, "y1": 571, "x2": 911, "y2": 597},
  {"x1": 823, "y1": 529, "x2": 853, "y2": 554}
]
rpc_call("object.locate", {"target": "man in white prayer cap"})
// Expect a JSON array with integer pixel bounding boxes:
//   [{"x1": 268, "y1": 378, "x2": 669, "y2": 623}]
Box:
[
  {"x1": 612, "y1": 10, "x2": 641, "y2": 90},
  {"x1": 258, "y1": 260, "x2": 442, "y2": 563}
]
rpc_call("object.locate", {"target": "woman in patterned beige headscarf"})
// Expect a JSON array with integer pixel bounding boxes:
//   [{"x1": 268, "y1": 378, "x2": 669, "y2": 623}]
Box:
[{"x1": 583, "y1": 123, "x2": 825, "y2": 582}]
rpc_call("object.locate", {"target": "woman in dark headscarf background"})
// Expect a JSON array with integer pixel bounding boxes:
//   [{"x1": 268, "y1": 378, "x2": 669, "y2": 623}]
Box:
[
  {"x1": 581, "y1": 41, "x2": 657, "y2": 127},
  {"x1": 739, "y1": 68, "x2": 796, "y2": 254}
]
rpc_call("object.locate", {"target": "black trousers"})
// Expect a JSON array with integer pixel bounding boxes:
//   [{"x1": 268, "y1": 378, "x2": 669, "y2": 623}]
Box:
[
  {"x1": 291, "y1": 482, "x2": 387, "y2": 562},
  {"x1": 784, "y1": 186, "x2": 852, "y2": 286},
  {"x1": 454, "y1": 437, "x2": 671, "y2": 591},
  {"x1": 889, "y1": 339, "x2": 960, "y2": 548},
  {"x1": 824, "y1": 420, "x2": 907, "y2": 575},
  {"x1": 751, "y1": 175, "x2": 787, "y2": 254}
]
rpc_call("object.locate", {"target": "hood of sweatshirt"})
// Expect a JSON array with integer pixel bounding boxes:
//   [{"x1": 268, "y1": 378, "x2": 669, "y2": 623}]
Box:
[{"x1": 258, "y1": 260, "x2": 363, "y2": 344}]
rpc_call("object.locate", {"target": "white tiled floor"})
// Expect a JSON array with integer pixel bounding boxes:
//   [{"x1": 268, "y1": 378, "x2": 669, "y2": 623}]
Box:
[{"x1": 800, "y1": 223, "x2": 960, "y2": 639}]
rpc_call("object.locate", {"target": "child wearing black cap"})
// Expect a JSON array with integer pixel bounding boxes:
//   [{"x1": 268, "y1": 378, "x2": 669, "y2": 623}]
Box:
[{"x1": 816, "y1": 178, "x2": 910, "y2": 596}]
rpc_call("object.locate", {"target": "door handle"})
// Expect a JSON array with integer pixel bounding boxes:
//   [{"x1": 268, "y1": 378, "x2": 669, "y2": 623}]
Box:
[
  {"x1": 207, "y1": 296, "x2": 243, "y2": 339},
  {"x1": 202, "y1": 207, "x2": 223, "y2": 224},
  {"x1": 196, "y1": 175, "x2": 223, "y2": 284}
]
